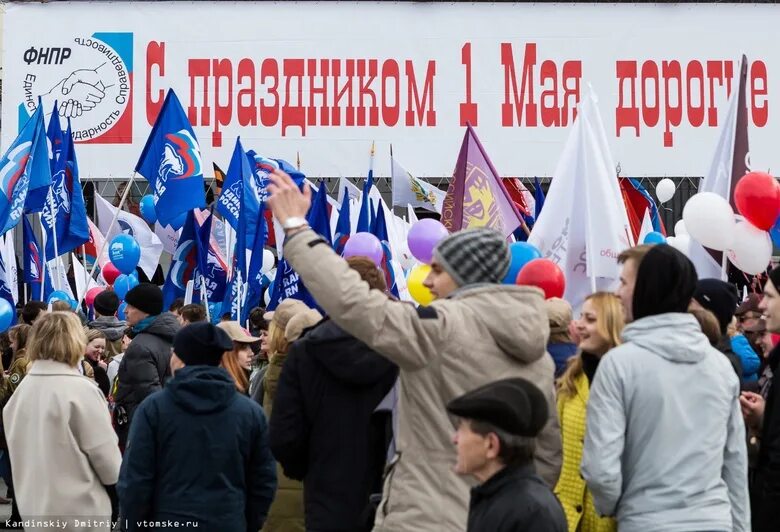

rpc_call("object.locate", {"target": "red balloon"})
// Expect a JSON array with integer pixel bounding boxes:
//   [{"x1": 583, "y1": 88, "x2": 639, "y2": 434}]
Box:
[
  {"x1": 515, "y1": 259, "x2": 566, "y2": 299},
  {"x1": 734, "y1": 171, "x2": 780, "y2": 230},
  {"x1": 85, "y1": 287, "x2": 105, "y2": 308},
  {"x1": 102, "y1": 262, "x2": 121, "y2": 285}
]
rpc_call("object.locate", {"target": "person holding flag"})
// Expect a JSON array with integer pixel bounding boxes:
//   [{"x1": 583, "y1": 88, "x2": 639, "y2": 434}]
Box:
[{"x1": 265, "y1": 169, "x2": 560, "y2": 532}]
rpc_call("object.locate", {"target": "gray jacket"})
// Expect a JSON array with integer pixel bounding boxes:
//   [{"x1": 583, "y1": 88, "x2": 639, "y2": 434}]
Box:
[{"x1": 581, "y1": 313, "x2": 750, "y2": 532}]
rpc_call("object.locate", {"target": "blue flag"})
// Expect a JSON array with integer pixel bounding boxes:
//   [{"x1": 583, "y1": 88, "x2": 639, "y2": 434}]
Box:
[
  {"x1": 195, "y1": 210, "x2": 227, "y2": 304},
  {"x1": 243, "y1": 205, "x2": 268, "y2": 322},
  {"x1": 162, "y1": 211, "x2": 198, "y2": 310},
  {"x1": 628, "y1": 177, "x2": 665, "y2": 233},
  {"x1": 215, "y1": 138, "x2": 247, "y2": 232},
  {"x1": 23, "y1": 215, "x2": 52, "y2": 302},
  {"x1": 533, "y1": 177, "x2": 545, "y2": 220},
  {"x1": 0, "y1": 249, "x2": 16, "y2": 327},
  {"x1": 46, "y1": 102, "x2": 66, "y2": 173},
  {"x1": 136, "y1": 90, "x2": 206, "y2": 226},
  {"x1": 333, "y1": 186, "x2": 351, "y2": 255},
  {"x1": 370, "y1": 203, "x2": 399, "y2": 298},
  {"x1": 245, "y1": 151, "x2": 305, "y2": 248},
  {"x1": 1, "y1": 104, "x2": 52, "y2": 233},
  {"x1": 221, "y1": 149, "x2": 251, "y2": 321},
  {"x1": 308, "y1": 182, "x2": 333, "y2": 247},
  {"x1": 42, "y1": 121, "x2": 89, "y2": 258},
  {"x1": 266, "y1": 253, "x2": 317, "y2": 311},
  {"x1": 356, "y1": 175, "x2": 373, "y2": 233}
]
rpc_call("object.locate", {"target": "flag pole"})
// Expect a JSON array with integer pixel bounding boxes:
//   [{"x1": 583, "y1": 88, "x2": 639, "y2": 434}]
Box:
[
  {"x1": 88, "y1": 173, "x2": 136, "y2": 280},
  {"x1": 39, "y1": 214, "x2": 52, "y2": 295}
]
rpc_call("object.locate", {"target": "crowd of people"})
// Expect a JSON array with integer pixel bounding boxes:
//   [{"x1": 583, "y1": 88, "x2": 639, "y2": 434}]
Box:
[{"x1": 0, "y1": 168, "x2": 774, "y2": 531}]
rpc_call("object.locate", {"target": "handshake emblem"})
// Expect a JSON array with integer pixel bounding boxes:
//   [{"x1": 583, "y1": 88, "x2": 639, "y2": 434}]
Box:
[{"x1": 45, "y1": 62, "x2": 108, "y2": 118}]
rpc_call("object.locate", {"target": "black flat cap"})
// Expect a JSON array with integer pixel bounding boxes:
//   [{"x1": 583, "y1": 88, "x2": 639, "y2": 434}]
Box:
[{"x1": 446, "y1": 377, "x2": 548, "y2": 438}]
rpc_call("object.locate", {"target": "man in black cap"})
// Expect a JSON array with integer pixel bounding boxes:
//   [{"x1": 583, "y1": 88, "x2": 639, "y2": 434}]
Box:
[
  {"x1": 447, "y1": 378, "x2": 566, "y2": 532},
  {"x1": 691, "y1": 278, "x2": 761, "y2": 383},
  {"x1": 87, "y1": 290, "x2": 127, "y2": 359},
  {"x1": 118, "y1": 323, "x2": 277, "y2": 531},
  {"x1": 113, "y1": 283, "x2": 180, "y2": 450}
]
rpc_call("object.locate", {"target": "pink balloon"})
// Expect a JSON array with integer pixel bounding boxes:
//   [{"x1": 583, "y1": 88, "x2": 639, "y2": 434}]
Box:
[
  {"x1": 343, "y1": 232, "x2": 383, "y2": 265},
  {"x1": 85, "y1": 287, "x2": 105, "y2": 308},
  {"x1": 408, "y1": 219, "x2": 449, "y2": 264}
]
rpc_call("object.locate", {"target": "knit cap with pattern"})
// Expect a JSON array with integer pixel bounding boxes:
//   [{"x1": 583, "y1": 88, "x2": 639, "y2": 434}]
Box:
[{"x1": 432, "y1": 228, "x2": 511, "y2": 287}]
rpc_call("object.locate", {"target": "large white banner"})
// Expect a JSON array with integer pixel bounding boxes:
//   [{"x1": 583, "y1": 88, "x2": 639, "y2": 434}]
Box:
[{"x1": 2, "y1": 2, "x2": 779, "y2": 179}]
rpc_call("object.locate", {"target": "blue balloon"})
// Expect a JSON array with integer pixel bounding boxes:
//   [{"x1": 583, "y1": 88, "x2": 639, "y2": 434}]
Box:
[
  {"x1": 47, "y1": 290, "x2": 71, "y2": 304},
  {"x1": 114, "y1": 274, "x2": 139, "y2": 300},
  {"x1": 139, "y1": 195, "x2": 157, "y2": 224},
  {"x1": 117, "y1": 302, "x2": 128, "y2": 321},
  {"x1": 771, "y1": 216, "x2": 780, "y2": 246},
  {"x1": 503, "y1": 242, "x2": 542, "y2": 284},
  {"x1": 129, "y1": 270, "x2": 139, "y2": 282},
  {"x1": 643, "y1": 231, "x2": 666, "y2": 244},
  {"x1": 68, "y1": 298, "x2": 78, "y2": 310},
  {"x1": 0, "y1": 299, "x2": 13, "y2": 332},
  {"x1": 208, "y1": 302, "x2": 222, "y2": 324},
  {"x1": 109, "y1": 234, "x2": 141, "y2": 275},
  {"x1": 170, "y1": 211, "x2": 188, "y2": 231}
]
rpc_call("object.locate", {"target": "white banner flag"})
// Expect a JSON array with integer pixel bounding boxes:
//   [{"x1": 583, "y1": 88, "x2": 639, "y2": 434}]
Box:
[
  {"x1": 529, "y1": 87, "x2": 633, "y2": 311},
  {"x1": 391, "y1": 157, "x2": 445, "y2": 213},
  {"x1": 1, "y1": 231, "x2": 18, "y2": 305},
  {"x1": 95, "y1": 193, "x2": 163, "y2": 280}
]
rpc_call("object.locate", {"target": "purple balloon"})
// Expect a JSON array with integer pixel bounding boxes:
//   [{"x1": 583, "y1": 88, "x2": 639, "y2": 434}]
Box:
[
  {"x1": 343, "y1": 232, "x2": 383, "y2": 265},
  {"x1": 407, "y1": 219, "x2": 449, "y2": 264}
]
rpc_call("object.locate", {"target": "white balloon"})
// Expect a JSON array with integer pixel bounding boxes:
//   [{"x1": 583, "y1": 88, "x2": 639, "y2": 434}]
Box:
[
  {"x1": 727, "y1": 221, "x2": 772, "y2": 275},
  {"x1": 656, "y1": 178, "x2": 676, "y2": 204},
  {"x1": 682, "y1": 192, "x2": 736, "y2": 251},
  {"x1": 674, "y1": 220, "x2": 687, "y2": 236},
  {"x1": 263, "y1": 287, "x2": 272, "y2": 306},
  {"x1": 668, "y1": 234, "x2": 691, "y2": 257},
  {"x1": 261, "y1": 249, "x2": 275, "y2": 274}
]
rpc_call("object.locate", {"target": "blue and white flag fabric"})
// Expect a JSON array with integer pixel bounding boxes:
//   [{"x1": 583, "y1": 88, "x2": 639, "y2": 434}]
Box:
[
  {"x1": 42, "y1": 121, "x2": 89, "y2": 258},
  {"x1": 1, "y1": 103, "x2": 51, "y2": 231},
  {"x1": 135, "y1": 89, "x2": 206, "y2": 226}
]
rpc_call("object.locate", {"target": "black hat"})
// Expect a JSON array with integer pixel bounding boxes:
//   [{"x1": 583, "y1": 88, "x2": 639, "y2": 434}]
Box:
[
  {"x1": 173, "y1": 322, "x2": 234, "y2": 366},
  {"x1": 446, "y1": 378, "x2": 548, "y2": 438},
  {"x1": 633, "y1": 244, "x2": 698, "y2": 322},
  {"x1": 694, "y1": 279, "x2": 739, "y2": 334},
  {"x1": 93, "y1": 290, "x2": 120, "y2": 317},
  {"x1": 125, "y1": 283, "x2": 163, "y2": 316}
]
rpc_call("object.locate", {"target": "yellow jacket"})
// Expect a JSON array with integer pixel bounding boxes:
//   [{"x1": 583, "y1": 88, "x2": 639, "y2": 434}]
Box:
[{"x1": 554, "y1": 372, "x2": 616, "y2": 532}]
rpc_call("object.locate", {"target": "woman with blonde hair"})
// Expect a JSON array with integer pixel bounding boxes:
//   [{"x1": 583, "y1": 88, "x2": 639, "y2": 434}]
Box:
[
  {"x1": 555, "y1": 292, "x2": 625, "y2": 532},
  {"x1": 3, "y1": 312, "x2": 121, "y2": 530},
  {"x1": 84, "y1": 328, "x2": 111, "y2": 397}
]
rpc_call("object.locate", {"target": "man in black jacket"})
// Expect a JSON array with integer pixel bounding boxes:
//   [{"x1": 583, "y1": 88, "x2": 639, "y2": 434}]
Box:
[
  {"x1": 269, "y1": 257, "x2": 398, "y2": 532},
  {"x1": 446, "y1": 378, "x2": 566, "y2": 532},
  {"x1": 113, "y1": 283, "x2": 180, "y2": 448},
  {"x1": 742, "y1": 265, "x2": 780, "y2": 531},
  {"x1": 118, "y1": 322, "x2": 277, "y2": 531}
]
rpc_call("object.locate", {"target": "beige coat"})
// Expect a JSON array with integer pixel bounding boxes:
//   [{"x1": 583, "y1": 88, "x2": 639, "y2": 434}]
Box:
[
  {"x1": 3, "y1": 360, "x2": 122, "y2": 531},
  {"x1": 285, "y1": 229, "x2": 562, "y2": 532}
]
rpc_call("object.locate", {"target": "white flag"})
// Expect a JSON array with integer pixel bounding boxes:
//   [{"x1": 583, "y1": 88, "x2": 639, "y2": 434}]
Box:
[
  {"x1": 637, "y1": 209, "x2": 655, "y2": 245},
  {"x1": 688, "y1": 77, "x2": 740, "y2": 281},
  {"x1": 391, "y1": 157, "x2": 445, "y2": 213},
  {"x1": 529, "y1": 87, "x2": 633, "y2": 311},
  {"x1": 1, "y1": 231, "x2": 18, "y2": 305},
  {"x1": 72, "y1": 253, "x2": 101, "y2": 303},
  {"x1": 95, "y1": 193, "x2": 163, "y2": 280},
  {"x1": 407, "y1": 204, "x2": 419, "y2": 225},
  {"x1": 155, "y1": 222, "x2": 180, "y2": 255},
  {"x1": 47, "y1": 256, "x2": 74, "y2": 299}
]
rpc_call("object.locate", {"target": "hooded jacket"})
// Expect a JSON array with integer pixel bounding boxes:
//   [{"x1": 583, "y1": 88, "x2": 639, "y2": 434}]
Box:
[
  {"x1": 283, "y1": 229, "x2": 561, "y2": 532},
  {"x1": 753, "y1": 343, "x2": 780, "y2": 531},
  {"x1": 269, "y1": 319, "x2": 398, "y2": 531},
  {"x1": 114, "y1": 312, "x2": 180, "y2": 445},
  {"x1": 117, "y1": 365, "x2": 277, "y2": 532},
  {"x1": 581, "y1": 313, "x2": 750, "y2": 532},
  {"x1": 88, "y1": 316, "x2": 128, "y2": 358}
]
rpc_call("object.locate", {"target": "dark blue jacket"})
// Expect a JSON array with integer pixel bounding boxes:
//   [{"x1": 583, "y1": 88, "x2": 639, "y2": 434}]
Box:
[
  {"x1": 117, "y1": 365, "x2": 277, "y2": 532},
  {"x1": 547, "y1": 342, "x2": 578, "y2": 377}
]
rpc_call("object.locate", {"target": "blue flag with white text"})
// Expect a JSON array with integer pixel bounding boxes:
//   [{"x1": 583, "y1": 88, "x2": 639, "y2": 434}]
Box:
[
  {"x1": 333, "y1": 186, "x2": 351, "y2": 255},
  {"x1": 162, "y1": 211, "x2": 198, "y2": 310},
  {"x1": 135, "y1": 90, "x2": 206, "y2": 226},
  {"x1": 23, "y1": 215, "x2": 52, "y2": 302}
]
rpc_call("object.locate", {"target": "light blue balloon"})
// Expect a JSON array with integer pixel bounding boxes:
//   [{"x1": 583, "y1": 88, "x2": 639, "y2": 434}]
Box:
[
  {"x1": 139, "y1": 195, "x2": 157, "y2": 224},
  {"x1": 109, "y1": 234, "x2": 141, "y2": 275},
  {"x1": 771, "y1": 216, "x2": 780, "y2": 247},
  {"x1": 503, "y1": 242, "x2": 542, "y2": 284},
  {"x1": 117, "y1": 302, "x2": 128, "y2": 321},
  {"x1": 0, "y1": 299, "x2": 13, "y2": 332},
  {"x1": 48, "y1": 290, "x2": 71, "y2": 304},
  {"x1": 113, "y1": 274, "x2": 139, "y2": 300},
  {"x1": 643, "y1": 231, "x2": 666, "y2": 245}
]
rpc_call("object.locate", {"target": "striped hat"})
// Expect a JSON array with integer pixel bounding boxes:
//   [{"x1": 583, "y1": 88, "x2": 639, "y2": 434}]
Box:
[{"x1": 432, "y1": 228, "x2": 510, "y2": 287}]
